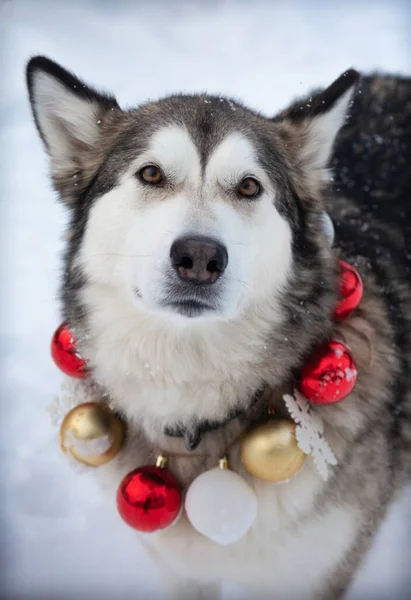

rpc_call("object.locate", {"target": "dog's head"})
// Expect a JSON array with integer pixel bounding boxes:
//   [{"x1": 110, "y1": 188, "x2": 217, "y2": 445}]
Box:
[{"x1": 27, "y1": 57, "x2": 358, "y2": 420}]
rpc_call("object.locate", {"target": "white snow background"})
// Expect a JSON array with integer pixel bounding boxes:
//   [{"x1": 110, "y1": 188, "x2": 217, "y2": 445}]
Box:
[{"x1": 1, "y1": 0, "x2": 411, "y2": 598}]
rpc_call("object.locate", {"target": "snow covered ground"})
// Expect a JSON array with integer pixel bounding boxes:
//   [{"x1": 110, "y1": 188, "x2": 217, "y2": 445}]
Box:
[{"x1": 1, "y1": 0, "x2": 410, "y2": 598}]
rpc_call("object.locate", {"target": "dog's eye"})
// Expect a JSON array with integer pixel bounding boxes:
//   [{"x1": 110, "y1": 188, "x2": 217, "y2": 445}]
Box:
[
  {"x1": 139, "y1": 165, "x2": 163, "y2": 184},
  {"x1": 238, "y1": 177, "x2": 261, "y2": 198}
]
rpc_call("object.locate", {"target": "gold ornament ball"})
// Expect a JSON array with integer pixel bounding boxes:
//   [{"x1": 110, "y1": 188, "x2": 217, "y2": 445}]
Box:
[
  {"x1": 240, "y1": 419, "x2": 306, "y2": 483},
  {"x1": 59, "y1": 402, "x2": 125, "y2": 467}
]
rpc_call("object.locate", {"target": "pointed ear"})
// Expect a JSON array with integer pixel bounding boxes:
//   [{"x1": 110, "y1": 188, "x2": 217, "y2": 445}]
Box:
[
  {"x1": 275, "y1": 69, "x2": 360, "y2": 197},
  {"x1": 26, "y1": 56, "x2": 121, "y2": 202}
]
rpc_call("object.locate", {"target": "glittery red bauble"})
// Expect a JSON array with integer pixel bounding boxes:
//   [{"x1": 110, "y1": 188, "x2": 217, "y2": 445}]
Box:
[
  {"x1": 51, "y1": 323, "x2": 87, "y2": 378},
  {"x1": 117, "y1": 466, "x2": 182, "y2": 532},
  {"x1": 298, "y1": 340, "x2": 358, "y2": 405},
  {"x1": 335, "y1": 261, "x2": 363, "y2": 321}
]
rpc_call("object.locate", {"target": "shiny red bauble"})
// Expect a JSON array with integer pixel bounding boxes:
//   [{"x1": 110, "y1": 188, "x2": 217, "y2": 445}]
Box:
[
  {"x1": 335, "y1": 260, "x2": 363, "y2": 321},
  {"x1": 298, "y1": 340, "x2": 358, "y2": 405},
  {"x1": 117, "y1": 465, "x2": 182, "y2": 532},
  {"x1": 51, "y1": 323, "x2": 87, "y2": 378}
]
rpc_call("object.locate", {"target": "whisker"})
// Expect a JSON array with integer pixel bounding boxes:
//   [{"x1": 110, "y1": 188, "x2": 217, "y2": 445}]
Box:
[
  {"x1": 89, "y1": 253, "x2": 152, "y2": 259},
  {"x1": 226, "y1": 240, "x2": 250, "y2": 247},
  {"x1": 232, "y1": 277, "x2": 253, "y2": 290}
]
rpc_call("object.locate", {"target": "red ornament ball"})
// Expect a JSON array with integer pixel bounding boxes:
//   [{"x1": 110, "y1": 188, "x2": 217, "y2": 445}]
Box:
[
  {"x1": 298, "y1": 340, "x2": 358, "y2": 405},
  {"x1": 117, "y1": 465, "x2": 182, "y2": 532},
  {"x1": 51, "y1": 323, "x2": 87, "y2": 378},
  {"x1": 335, "y1": 260, "x2": 363, "y2": 321}
]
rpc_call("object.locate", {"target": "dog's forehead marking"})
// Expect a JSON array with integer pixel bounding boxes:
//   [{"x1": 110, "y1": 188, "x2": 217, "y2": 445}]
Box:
[
  {"x1": 146, "y1": 124, "x2": 201, "y2": 182},
  {"x1": 205, "y1": 132, "x2": 260, "y2": 184},
  {"x1": 144, "y1": 126, "x2": 260, "y2": 188}
]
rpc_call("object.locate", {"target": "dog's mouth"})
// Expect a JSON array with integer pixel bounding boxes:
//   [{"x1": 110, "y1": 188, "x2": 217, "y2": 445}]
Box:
[{"x1": 165, "y1": 299, "x2": 215, "y2": 318}]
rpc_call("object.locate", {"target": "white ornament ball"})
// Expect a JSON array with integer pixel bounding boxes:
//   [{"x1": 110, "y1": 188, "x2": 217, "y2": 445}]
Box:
[
  {"x1": 320, "y1": 211, "x2": 335, "y2": 246},
  {"x1": 185, "y1": 466, "x2": 257, "y2": 545}
]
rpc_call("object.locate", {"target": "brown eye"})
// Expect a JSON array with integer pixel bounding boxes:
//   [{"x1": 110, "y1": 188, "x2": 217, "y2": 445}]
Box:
[
  {"x1": 139, "y1": 165, "x2": 163, "y2": 184},
  {"x1": 238, "y1": 177, "x2": 261, "y2": 198}
]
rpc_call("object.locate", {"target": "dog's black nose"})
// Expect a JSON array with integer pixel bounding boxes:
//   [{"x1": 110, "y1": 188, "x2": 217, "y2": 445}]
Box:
[{"x1": 170, "y1": 236, "x2": 228, "y2": 284}]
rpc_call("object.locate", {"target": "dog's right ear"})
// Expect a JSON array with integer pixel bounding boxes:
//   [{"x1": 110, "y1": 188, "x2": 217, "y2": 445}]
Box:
[{"x1": 26, "y1": 56, "x2": 121, "y2": 203}]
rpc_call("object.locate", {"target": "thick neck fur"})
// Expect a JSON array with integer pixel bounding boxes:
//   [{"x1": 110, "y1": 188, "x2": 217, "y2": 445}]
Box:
[{"x1": 78, "y1": 281, "x2": 289, "y2": 440}]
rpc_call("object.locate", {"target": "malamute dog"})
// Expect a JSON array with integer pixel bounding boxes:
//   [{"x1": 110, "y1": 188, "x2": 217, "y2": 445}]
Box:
[{"x1": 26, "y1": 56, "x2": 411, "y2": 599}]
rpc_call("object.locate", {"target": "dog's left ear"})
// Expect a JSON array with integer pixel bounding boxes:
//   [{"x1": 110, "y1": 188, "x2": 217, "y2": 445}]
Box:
[{"x1": 275, "y1": 69, "x2": 360, "y2": 196}]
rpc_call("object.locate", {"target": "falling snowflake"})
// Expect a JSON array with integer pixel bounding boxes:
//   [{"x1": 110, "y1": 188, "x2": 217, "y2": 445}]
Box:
[{"x1": 283, "y1": 389, "x2": 337, "y2": 481}]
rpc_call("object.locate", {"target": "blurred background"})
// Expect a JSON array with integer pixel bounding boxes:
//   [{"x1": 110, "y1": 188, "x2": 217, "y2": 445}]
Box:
[{"x1": 1, "y1": 0, "x2": 410, "y2": 598}]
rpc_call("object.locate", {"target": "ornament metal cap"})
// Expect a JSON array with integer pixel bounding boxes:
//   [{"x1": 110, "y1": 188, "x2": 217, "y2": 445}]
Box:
[
  {"x1": 156, "y1": 454, "x2": 168, "y2": 469},
  {"x1": 219, "y1": 456, "x2": 229, "y2": 470}
]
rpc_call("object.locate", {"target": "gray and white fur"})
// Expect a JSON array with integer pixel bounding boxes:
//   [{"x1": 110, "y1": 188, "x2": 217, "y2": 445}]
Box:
[{"x1": 26, "y1": 57, "x2": 411, "y2": 599}]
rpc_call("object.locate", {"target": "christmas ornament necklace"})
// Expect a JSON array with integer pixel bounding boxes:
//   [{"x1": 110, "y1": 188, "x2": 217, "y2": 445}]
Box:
[{"x1": 49, "y1": 235, "x2": 363, "y2": 546}]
